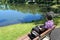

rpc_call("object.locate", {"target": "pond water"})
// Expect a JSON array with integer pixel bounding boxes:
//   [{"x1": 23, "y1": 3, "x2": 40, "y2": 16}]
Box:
[{"x1": 0, "y1": 4, "x2": 43, "y2": 26}]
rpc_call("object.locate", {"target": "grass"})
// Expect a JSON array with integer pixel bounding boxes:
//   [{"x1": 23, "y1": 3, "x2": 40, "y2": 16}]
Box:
[
  {"x1": 0, "y1": 17, "x2": 60, "y2": 40},
  {"x1": 53, "y1": 17, "x2": 60, "y2": 25},
  {"x1": 0, "y1": 19, "x2": 45, "y2": 40},
  {"x1": 0, "y1": 23, "x2": 36, "y2": 40}
]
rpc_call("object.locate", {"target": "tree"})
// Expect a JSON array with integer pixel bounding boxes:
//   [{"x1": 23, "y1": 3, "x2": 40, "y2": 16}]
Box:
[{"x1": 8, "y1": 0, "x2": 25, "y2": 4}]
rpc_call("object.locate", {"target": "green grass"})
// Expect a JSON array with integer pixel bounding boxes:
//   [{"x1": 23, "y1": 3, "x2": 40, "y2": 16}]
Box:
[
  {"x1": 53, "y1": 17, "x2": 60, "y2": 25},
  {"x1": 0, "y1": 23, "x2": 35, "y2": 40},
  {"x1": 0, "y1": 19, "x2": 45, "y2": 40}
]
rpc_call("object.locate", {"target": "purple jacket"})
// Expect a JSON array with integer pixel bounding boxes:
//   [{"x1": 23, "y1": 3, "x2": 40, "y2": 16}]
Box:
[{"x1": 45, "y1": 20, "x2": 54, "y2": 29}]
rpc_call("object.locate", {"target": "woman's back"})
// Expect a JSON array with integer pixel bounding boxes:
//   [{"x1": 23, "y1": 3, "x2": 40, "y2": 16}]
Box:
[{"x1": 45, "y1": 20, "x2": 54, "y2": 29}]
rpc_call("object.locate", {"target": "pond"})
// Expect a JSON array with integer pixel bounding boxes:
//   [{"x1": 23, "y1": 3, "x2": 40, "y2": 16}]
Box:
[{"x1": 0, "y1": 4, "x2": 44, "y2": 26}]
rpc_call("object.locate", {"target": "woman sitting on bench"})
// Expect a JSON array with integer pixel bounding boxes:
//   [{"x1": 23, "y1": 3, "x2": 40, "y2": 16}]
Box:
[{"x1": 18, "y1": 15, "x2": 54, "y2": 40}]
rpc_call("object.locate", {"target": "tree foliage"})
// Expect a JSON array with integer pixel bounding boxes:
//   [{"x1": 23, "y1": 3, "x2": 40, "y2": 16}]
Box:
[
  {"x1": 0, "y1": 0, "x2": 60, "y2": 13},
  {"x1": 8, "y1": 0, "x2": 25, "y2": 4}
]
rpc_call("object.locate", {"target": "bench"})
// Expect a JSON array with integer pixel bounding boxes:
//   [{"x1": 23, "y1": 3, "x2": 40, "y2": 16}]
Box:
[
  {"x1": 17, "y1": 25, "x2": 56, "y2": 40},
  {"x1": 38, "y1": 25, "x2": 56, "y2": 40}
]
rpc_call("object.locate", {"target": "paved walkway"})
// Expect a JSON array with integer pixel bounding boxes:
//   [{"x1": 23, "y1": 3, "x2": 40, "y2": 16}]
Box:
[
  {"x1": 50, "y1": 28, "x2": 60, "y2": 40},
  {"x1": 50, "y1": 23, "x2": 60, "y2": 40}
]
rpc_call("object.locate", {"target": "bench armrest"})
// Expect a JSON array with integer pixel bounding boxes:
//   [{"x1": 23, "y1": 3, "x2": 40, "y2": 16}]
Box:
[{"x1": 40, "y1": 25, "x2": 56, "y2": 37}]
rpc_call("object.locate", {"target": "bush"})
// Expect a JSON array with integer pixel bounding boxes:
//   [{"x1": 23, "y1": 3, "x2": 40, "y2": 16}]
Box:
[{"x1": 53, "y1": 17, "x2": 60, "y2": 25}]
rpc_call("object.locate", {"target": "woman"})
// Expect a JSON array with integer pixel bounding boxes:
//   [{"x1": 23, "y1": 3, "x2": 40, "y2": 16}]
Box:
[{"x1": 18, "y1": 15, "x2": 54, "y2": 40}]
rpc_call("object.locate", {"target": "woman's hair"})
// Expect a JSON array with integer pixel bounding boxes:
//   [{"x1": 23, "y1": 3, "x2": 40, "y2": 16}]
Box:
[{"x1": 46, "y1": 15, "x2": 53, "y2": 20}]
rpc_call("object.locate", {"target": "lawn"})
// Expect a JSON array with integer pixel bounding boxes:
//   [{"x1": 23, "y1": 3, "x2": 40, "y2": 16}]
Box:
[
  {"x1": 0, "y1": 23, "x2": 36, "y2": 40},
  {"x1": 0, "y1": 17, "x2": 60, "y2": 40},
  {"x1": 0, "y1": 18, "x2": 45, "y2": 40}
]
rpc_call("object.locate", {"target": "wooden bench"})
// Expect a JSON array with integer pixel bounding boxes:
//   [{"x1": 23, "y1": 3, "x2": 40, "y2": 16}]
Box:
[
  {"x1": 38, "y1": 25, "x2": 56, "y2": 40},
  {"x1": 17, "y1": 25, "x2": 56, "y2": 40}
]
